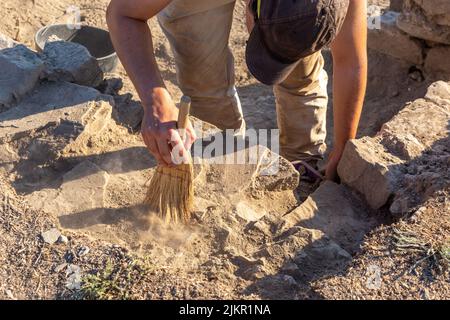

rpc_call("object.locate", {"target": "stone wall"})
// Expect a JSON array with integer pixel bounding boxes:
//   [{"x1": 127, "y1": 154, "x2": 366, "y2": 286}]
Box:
[
  {"x1": 369, "y1": 0, "x2": 450, "y2": 77},
  {"x1": 338, "y1": 80, "x2": 450, "y2": 216}
]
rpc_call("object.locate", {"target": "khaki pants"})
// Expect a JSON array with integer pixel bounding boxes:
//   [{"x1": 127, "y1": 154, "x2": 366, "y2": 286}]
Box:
[{"x1": 158, "y1": 0, "x2": 328, "y2": 162}]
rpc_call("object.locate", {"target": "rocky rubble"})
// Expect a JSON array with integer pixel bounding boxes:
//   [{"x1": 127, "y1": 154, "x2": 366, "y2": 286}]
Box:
[
  {"x1": 369, "y1": 0, "x2": 450, "y2": 76},
  {"x1": 0, "y1": 45, "x2": 44, "y2": 109},
  {"x1": 0, "y1": 38, "x2": 386, "y2": 298},
  {"x1": 42, "y1": 41, "x2": 104, "y2": 87},
  {"x1": 339, "y1": 80, "x2": 450, "y2": 215},
  {"x1": 0, "y1": 35, "x2": 106, "y2": 111},
  {"x1": 1, "y1": 22, "x2": 448, "y2": 298}
]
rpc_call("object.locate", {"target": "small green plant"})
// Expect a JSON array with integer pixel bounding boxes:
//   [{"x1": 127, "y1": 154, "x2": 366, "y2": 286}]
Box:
[
  {"x1": 439, "y1": 243, "x2": 450, "y2": 264},
  {"x1": 81, "y1": 256, "x2": 153, "y2": 300},
  {"x1": 392, "y1": 228, "x2": 449, "y2": 276}
]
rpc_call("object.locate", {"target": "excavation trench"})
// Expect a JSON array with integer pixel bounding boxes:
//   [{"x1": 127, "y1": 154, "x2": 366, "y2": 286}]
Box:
[{"x1": 0, "y1": 9, "x2": 444, "y2": 297}]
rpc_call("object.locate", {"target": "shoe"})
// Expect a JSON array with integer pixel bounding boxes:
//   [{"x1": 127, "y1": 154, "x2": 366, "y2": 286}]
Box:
[
  {"x1": 291, "y1": 160, "x2": 324, "y2": 183},
  {"x1": 291, "y1": 160, "x2": 324, "y2": 202}
]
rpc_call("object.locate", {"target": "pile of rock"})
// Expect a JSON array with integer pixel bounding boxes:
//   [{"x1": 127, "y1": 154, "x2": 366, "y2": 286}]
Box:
[
  {"x1": 369, "y1": 0, "x2": 450, "y2": 76},
  {"x1": 338, "y1": 80, "x2": 450, "y2": 216},
  {"x1": 0, "y1": 34, "x2": 103, "y2": 110}
]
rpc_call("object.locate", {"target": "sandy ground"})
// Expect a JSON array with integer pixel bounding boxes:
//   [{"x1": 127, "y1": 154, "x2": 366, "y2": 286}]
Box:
[{"x1": 0, "y1": 0, "x2": 448, "y2": 300}]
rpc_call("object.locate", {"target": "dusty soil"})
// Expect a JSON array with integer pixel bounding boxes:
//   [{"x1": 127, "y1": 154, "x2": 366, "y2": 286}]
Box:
[{"x1": 0, "y1": 0, "x2": 448, "y2": 300}]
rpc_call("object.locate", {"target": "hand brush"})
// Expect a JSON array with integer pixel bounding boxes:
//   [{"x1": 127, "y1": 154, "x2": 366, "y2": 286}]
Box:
[{"x1": 144, "y1": 96, "x2": 194, "y2": 224}]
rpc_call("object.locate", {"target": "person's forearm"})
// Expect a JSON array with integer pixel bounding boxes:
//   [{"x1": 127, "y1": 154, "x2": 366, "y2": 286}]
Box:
[
  {"x1": 332, "y1": 61, "x2": 367, "y2": 152},
  {"x1": 330, "y1": 0, "x2": 367, "y2": 153},
  {"x1": 106, "y1": 1, "x2": 168, "y2": 110}
]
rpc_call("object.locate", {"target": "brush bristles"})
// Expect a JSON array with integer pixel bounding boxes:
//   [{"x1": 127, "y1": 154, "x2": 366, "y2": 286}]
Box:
[{"x1": 144, "y1": 163, "x2": 194, "y2": 224}]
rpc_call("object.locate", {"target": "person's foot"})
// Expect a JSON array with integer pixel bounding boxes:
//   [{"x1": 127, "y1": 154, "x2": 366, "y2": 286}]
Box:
[
  {"x1": 291, "y1": 160, "x2": 324, "y2": 202},
  {"x1": 291, "y1": 160, "x2": 324, "y2": 183}
]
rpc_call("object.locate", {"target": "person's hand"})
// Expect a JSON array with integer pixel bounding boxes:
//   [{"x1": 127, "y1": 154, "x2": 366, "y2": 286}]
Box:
[
  {"x1": 325, "y1": 148, "x2": 344, "y2": 182},
  {"x1": 141, "y1": 88, "x2": 196, "y2": 166}
]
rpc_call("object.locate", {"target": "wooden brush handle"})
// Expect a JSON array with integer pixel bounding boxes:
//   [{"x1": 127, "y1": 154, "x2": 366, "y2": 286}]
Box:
[{"x1": 178, "y1": 96, "x2": 191, "y2": 131}]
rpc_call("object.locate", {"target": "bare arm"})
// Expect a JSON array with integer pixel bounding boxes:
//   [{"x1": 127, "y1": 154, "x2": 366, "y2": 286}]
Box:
[
  {"x1": 107, "y1": 0, "x2": 195, "y2": 166},
  {"x1": 327, "y1": 0, "x2": 368, "y2": 180}
]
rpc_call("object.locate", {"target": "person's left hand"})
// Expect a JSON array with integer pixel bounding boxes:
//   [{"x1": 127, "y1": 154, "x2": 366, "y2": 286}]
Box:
[{"x1": 325, "y1": 149, "x2": 344, "y2": 182}]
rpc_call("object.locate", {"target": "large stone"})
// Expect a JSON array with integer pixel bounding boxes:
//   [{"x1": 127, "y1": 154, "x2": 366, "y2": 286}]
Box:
[
  {"x1": 412, "y1": 0, "x2": 450, "y2": 26},
  {"x1": 0, "y1": 82, "x2": 112, "y2": 158},
  {"x1": 425, "y1": 46, "x2": 450, "y2": 75},
  {"x1": 339, "y1": 81, "x2": 450, "y2": 213},
  {"x1": 380, "y1": 85, "x2": 450, "y2": 160},
  {"x1": 368, "y1": 11, "x2": 423, "y2": 64},
  {"x1": 254, "y1": 226, "x2": 352, "y2": 284},
  {"x1": 195, "y1": 141, "x2": 299, "y2": 196},
  {"x1": 27, "y1": 160, "x2": 109, "y2": 222},
  {"x1": 0, "y1": 45, "x2": 45, "y2": 108},
  {"x1": 397, "y1": 1, "x2": 450, "y2": 44},
  {"x1": 424, "y1": 80, "x2": 450, "y2": 104},
  {"x1": 338, "y1": 137, "x2": 403, "y2": 209},
  {"x1": 281, "y1": 182, "x2": 377, "y2": 252},
  {"x1": 42, "y1": 41, "x2": 103, "y2": 87}
]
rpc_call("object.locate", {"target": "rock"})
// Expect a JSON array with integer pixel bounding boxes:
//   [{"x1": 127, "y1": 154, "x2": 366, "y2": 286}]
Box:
[
  {"x1": 281, "y1": 262, "x2": 299, "y2": 272},
  {"x1": 41, "y1": 228, "x2": 62, "y2": 244},
  {"x1": 390, "y1": 0, "x2": 404, "y2": 11},
  {"x1": 380, "y1": 92, "x2": 450, "y2": 159},
  {"x1": 0, "y1": 82, "x2": 112, "y2": 156},
  {"x1": 197, "y1": 143, "x2": 298, "y2": 196},
  {"x1": 281, "y1": 275, "x2": 297, "y2": 286},
  {"x1": 42, "y1": 41, "x2": 103, "y2": 87},
  {"x1": 293, "y1": 235, "x2": 352, "y2": 276},
  {"x1": 97, "y1": 77, "x2": 123, "y2": 96},
  {"x1": 281, "y1": 182, "x2": 377, "y2": 252},
  {"x1": 30, "y1": 160, "x2": 109, "y2": 226},
  {"x1": 0, "y1": 33, "x2": 18, "y2": 49},
  {"x1": 58, "y1": 235, "x2": 69, "y2": 244},
  {"x1": 0, "y1": 45, "x2": 45, "y2": 108},
  {"x1": 65, "y1": 264, "x2": 82, "y2": 290},
  {"x1": 77, "y1": 246, "x2": 90, "y2": 257},
  {"x1": 380, "y1": 132, "x2": 425, "y2": 161},
  {"x1": 0, "y1": 144, "x2": 19, "y2": 172},
  {"x1": 397, "y1": 1, "x2": 450, "y2": 45},
  {"x1": 424, "y1": 80, "x2": 450, "y2": 104},
  {"x1": 338, "y1": 81, "x2": 449, "y2": 214},
  {"x1": 5, "y1": 289, "x2": 16, "y2": 300},
  {"x1": 425, "y1": 46, "x2": 450, "y2": 76},
  {"x1": 54, "y1": 263, "x2": 68, "y2": 273},
  {"x1": 368, "y1": 11, "x2": 423, "y2": 64},
  {"x1": 229, "y1": 254, "x2": 265, "y2": 278},
  {"x1": 412, "y1": 0, "x2": 450, "y2": 24},
  {"x1": 234, "y1": 201, "x2": 265, "y2": 222},
  {"x1": 249, "y1": 153, "x2": 299, "y2": 193},
  {"x1": 112, "y1": 94, "x2": 143, "y2": 131},
  {"x1": 338, "y1": 137, "x2": 404, "y2": 209},
  {"x1": 256, "y1": 226, "x2": 351, "y2": 283}
]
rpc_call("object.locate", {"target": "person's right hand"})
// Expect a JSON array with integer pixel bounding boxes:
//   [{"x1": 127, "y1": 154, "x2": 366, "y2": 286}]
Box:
[{"x1": 141, "y1": 88, "x2": 197, "y2": 166}]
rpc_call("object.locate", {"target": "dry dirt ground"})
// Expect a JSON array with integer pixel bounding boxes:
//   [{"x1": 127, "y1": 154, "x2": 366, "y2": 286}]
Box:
[{"x1": 0, "y1": 0, "x2": 448, "y2": 300}]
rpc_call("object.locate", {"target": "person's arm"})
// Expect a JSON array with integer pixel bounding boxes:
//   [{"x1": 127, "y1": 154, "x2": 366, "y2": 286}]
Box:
[
  {"x1": 326, "y1": 0, "x2": 368, "y2": 181},
  {"x1": 106, "y1": 0, "x2": 196, "y2": 166}
]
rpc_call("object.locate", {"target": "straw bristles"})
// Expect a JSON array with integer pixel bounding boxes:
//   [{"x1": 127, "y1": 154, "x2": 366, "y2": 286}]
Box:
[{"x1": 144, "y1": 162, "x2": 194, "y2": 224}]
